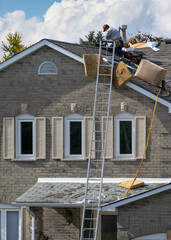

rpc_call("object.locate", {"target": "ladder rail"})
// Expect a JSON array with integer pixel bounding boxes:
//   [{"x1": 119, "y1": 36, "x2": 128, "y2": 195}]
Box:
[
  {"x1": 80, "y1": 40, "x2": 115, "y2": 240},
  {"x1": 80, "y1": 40, "x2": 103, "y2": 240}
]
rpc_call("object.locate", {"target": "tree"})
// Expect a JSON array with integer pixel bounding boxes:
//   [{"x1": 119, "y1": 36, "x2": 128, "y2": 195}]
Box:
[
  {"x1": 128, "y1": 31, "x2": 164, "y2": 44},
  {"x1": 79, "y1": 30, "x2": 104, "y2": 46},
  {"x1": 1, "y1": 32, "x2": 27, "y2": 62}
]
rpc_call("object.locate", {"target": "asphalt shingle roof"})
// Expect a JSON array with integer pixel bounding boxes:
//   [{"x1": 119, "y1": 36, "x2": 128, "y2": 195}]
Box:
[
  {"x1": 46, "y1": 39, "x2": 171, "y2": 102},
  {"x1": 14, "y1": 179, "x2": 169, "y2": 206}
]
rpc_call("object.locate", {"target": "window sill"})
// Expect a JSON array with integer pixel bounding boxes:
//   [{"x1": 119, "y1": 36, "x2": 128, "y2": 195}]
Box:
[
  {"x1": 112, "y1": 158, "x2": 138, "y2": 161},
  {"x1": 12, "y1": 158, "x2": 37, "y2": 162},
  {"x1": 62, "y1": 158, "x2": 88, "y2": 162}
]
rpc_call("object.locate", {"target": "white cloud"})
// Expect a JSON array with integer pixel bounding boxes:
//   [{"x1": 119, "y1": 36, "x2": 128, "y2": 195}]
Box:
[{"x1": 0, "y1": 0, "x2": 171, "y2": 58}]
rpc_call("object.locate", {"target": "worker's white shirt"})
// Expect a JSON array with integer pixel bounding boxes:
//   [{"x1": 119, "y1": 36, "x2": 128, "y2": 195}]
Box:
[{"x1": 105, "y1": 27, "x2": 121, "y2": 41}]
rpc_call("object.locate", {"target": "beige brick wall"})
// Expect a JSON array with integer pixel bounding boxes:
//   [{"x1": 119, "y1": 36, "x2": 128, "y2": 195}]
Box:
[
  {"x1": 0, "y1": 45, "x2": 170, "y2": 208},
  {"x1": 117, "y1": 190, "x2": 171, "y2": 240}
]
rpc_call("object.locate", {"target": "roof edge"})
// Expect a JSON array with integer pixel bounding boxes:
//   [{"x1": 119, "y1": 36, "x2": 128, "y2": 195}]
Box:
[
  {"x1": 102, "y1": 183, "x2": 171, "y2": 211},
  {"x1": 126, "y1": 82, "x2": 171, "y2": 113}
]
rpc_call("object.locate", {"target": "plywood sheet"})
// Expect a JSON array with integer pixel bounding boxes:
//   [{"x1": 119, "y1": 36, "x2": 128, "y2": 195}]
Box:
[
  {"x1": 167, "y1": 230, "x2": 171, "y2": 240},
  {"x1": 83, "y1": 54, "x2": 104, "y2": 77},
  {"x1": 119, "y1": 179, "x2": 144, "y2": 189}
]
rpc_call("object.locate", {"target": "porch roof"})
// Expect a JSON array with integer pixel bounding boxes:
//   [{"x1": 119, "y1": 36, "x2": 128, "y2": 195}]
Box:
[{"x1": 13, "y1": 178, "x2": 170, "y2": 208}]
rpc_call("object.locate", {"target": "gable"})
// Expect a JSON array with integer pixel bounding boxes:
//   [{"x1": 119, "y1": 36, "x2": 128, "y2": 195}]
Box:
[{"x1": 0, "y1": 39, "x2": 171, "y2": 112}]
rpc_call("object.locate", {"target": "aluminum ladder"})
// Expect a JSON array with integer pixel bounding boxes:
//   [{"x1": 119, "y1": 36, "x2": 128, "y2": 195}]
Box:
[{"x1": 80, "y1": 40, "x2": 115, "y2": 240}]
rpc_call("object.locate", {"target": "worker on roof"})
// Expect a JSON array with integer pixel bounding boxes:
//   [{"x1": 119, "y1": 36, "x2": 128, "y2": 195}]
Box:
[{"x1": 103, "y1": 24, "x2": 124, "y2": 56}]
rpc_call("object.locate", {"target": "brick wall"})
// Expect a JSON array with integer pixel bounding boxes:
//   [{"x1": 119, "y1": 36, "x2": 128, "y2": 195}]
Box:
[
  {"x1": 42, "y1": 207, "x2": 80, "y2": 240},
  {"x1": 0, "y1": 46, "x2": 170, "y2": 205},
  {"x1": 117, "y1": 190, "x2": 171, "y2": 240}
]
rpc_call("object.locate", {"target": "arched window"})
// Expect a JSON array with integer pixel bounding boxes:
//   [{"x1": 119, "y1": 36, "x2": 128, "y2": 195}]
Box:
[{"x1": 38, "y1": 61, "x2": 58, "y2": 75}]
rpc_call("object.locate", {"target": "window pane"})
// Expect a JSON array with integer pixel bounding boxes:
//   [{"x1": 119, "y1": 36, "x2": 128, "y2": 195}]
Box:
[
  {"x1": 101, "y1": 215, "x2": 117, "y2": 240},
  {"x1": 70, "y1": 122, "x2": 82, "y2": 155},
  {"x1": 120, "y1": 121, "x2": 132, "y2": 154},
  {"x1": 7, "y1": 211, "x2": 19, "y2": 240},
  {"x1": 21, "y1": 122, "x2": 33, "y2": 154}
]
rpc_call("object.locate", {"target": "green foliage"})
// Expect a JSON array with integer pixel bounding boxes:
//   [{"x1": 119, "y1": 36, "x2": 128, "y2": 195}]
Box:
[
  {"x1": 1, "y1": 32, "x2": 27, "y2": 62},
  {"x1": 79, "y1": 30, "x2": 104, "y2": 46},
  {"x1": 39, "y1": 232, "x2": 49, "y2": 240},
  {"x1": 128, "y1": 31, "x2": 164, "y2": 44}
]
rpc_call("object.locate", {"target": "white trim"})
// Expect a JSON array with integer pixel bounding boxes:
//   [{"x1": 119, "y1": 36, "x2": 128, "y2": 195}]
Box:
[
  {"x1": 0, "y1": 207, "x2": 21, "y2": 240},
  {"x1": 114, "y1": 113, "x2": 135, "y2": 159},
  {"x1": 37, "y1": 178, "x2": 171, "y2": 184},
  {"x1": 65, "y1": 114, "x2": 84, "y2": 159},
  {"x1": 102, "y1": 183, "x2": 171, "y2": 211},
  {"x1": 126, "y1": 82, "x2": 171, "y2": 113},
  {"x1": 16, "y1": 115, "x2": 35, "y2": 159},
  {"x1": 0, "y1": 39, "x2": 83, "y2": 72}
]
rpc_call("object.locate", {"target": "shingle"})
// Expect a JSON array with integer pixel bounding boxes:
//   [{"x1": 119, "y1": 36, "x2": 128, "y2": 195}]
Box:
[{"x1": 14, "y1": 180, "x2": 168, "y2": 206}]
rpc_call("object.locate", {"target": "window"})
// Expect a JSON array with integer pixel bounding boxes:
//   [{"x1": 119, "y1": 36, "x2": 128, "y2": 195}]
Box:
[
  {"x1": 65, "y1": 114, "x2": 84, "y2": 159},
  {"x1": 0, "y1": 206, "x2": 21, "y2": 240},
  {"x1": 3, "y1": 115, "x2": 46, "y2": 160},
  {"x1": 115, "y1": 113, "x2": 135, "y2": 159},
  {"x1": 38, "y1": 61, "x2": 58, "y2": 75},
  {"x1": 16, "y1": 115, "x2": 35, "y2": 159},
  {"x1": 114, "y1": 113, "x2": 146, "y2": 160}
]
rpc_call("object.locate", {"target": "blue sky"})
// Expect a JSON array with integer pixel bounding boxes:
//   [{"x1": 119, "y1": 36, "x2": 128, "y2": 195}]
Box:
[
  {"x1": 0, "y1": 0, "x2": 60, "y2": 20},
  {"x1": 0, "y1": 0, "x2": 171, "y2": 59}
]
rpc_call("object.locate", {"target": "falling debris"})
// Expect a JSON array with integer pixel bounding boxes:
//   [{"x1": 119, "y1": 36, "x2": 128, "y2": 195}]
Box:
[{"x1": 135, "y1": 59, "x2": 167, "y2": 86}]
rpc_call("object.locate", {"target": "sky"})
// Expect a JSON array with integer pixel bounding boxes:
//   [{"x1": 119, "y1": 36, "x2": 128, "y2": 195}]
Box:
[{"x1": 0, "y1": 0, "x2": 171, "y2": 58}]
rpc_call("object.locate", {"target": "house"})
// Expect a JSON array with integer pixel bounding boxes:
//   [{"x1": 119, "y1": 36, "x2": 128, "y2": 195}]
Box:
[{"x1": 0, "y1": 37, "x2": 171, "y2": 240}]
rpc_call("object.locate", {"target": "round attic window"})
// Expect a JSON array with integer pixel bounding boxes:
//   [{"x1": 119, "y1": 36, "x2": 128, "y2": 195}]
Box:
[{"x1": 38, "y1": 61, "x2": 58, "y2": 75}]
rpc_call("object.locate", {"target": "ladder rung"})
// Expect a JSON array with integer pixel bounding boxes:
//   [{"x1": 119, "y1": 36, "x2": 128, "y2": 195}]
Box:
[
  {"x1": 95, "y1": 120, "x2": 106, "y2": 123},
  {"x1": 91, "y1": 150, "x2": 104, "y2": 152},
  {"x1": 93, "y1": 130, "x2": 106, "y2": 133},
  {"x1": 97, "y1": 92, "x2": 109, "y2": 95},
  {"x1": 92, "y1": 140, "x2": 105, "y2": 142},
  {"x1": 96, "y1": 102, "x2": 108, "y2": 104},
  {"x1": 90, "y1": 169, "x2": 102, "y2": 171},
  {"x1": 96, "y1": 111, "x2": 108, "y2": 114},
  {"x1": 84, "y1": 218, "x2": 97, "y2": 220},
  {"x1": 91, "y1": 159, "x2": 103, "y2": 162},
  {"x1": 88, "y1": 178, "x2": 102, "y2": 181},
  {"x1": 99, "y1": 64, "x2": 111, "y2": 67},
  {"x1": 98, "y1": 83, "x2": 110, "y2": 86},
  {"x1": 83, "y1": 228, "x2": 96, "y2": 230},
  {"x1": 99, "y1": 74, "x2": 111, "y2": 76}
]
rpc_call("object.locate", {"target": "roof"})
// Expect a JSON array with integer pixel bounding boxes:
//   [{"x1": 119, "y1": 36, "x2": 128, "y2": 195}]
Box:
[
  {"x1": 0, "y1": 39, "x2": 171, "y2": 110},
  {"x1": 13, "y1": 178, "x2": 171, "y2": 209}
]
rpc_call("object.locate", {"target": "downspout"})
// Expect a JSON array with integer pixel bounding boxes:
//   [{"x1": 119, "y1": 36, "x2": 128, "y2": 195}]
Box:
[{"x1": 26, "y1": 207, "x2": 35, "y2": 240}]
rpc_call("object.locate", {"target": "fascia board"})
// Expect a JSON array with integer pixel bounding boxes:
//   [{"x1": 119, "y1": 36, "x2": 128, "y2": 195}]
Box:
[
  {"x1": 126, "y1": 82, "x2": 171, "y2": 113},
  {"x1": 12, "y1": 202, "x2": 82, "y2": 207},
  {"x1": 101, "y1": 183, "x2": 171, "y2": 212}
]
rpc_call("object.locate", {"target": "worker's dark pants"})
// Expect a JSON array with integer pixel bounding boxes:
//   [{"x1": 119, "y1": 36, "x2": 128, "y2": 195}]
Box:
[{"x1": 108, "y1": 39, "x2": 124, "y2": 56}]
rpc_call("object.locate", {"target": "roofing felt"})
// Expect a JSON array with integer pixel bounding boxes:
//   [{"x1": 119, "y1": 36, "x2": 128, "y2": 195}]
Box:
[{"x1": 13, "y1": 178, "x2": 169, "y2": 207}]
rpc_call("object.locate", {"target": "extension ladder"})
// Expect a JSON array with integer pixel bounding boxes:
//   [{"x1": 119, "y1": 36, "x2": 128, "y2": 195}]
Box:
[{"x1": 80, "y1": 40, "x2": 115, "y2": 240}]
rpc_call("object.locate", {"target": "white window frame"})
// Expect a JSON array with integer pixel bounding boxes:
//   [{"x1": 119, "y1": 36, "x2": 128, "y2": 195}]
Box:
[
  {"x1": 38, "y1": 61, "x2": 58, "y2": 75},
  {"x1": 16, "y1": 114, "x2": 35, "y2": 159},
  {"x1": 65, "y1": 114, "x2": 84, "y2": 159},
  {"x1": 114, "y1": 113, "x2": 135, "y2": 159},
  {"x1": 0, "y1": 204, "x2": 21, "y2": 240}
]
